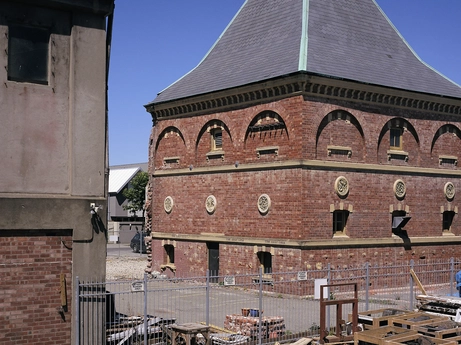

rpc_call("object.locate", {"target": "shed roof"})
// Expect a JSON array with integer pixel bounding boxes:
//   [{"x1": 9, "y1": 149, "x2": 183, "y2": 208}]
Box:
[
  {"x1": 148, "y1": 0, "x2": 461, "y2": 106},
  {"x1": 108, "y1": 167, "x2": 140, "y2": 194}
]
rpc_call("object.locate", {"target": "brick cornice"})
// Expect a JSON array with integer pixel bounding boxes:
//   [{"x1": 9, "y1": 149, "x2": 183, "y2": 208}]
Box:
[
  {"x1": 151, "y1": 231, "x2": 461, "y2": 249},
  {"x1": 152, "y1": 159, "x2": 461, "y2": 178},
  {"x1": 146, "y1": 74, "x2": 461, "y2": 121}
]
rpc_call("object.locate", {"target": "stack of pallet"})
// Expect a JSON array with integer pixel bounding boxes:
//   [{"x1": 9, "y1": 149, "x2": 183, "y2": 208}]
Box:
[
  {"x1": 352, "y1": 309, "x2": 461, "y2": 345},
  {"x1": 224, "y1": 314, "x2": 285, "y2": 339}
]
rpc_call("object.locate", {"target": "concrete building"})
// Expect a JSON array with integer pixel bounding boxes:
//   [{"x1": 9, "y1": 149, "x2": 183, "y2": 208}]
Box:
[
  {"x1": 144, "y1": 0, "x2": 461, "y2": 279},
  {"x1": 0, "y1": 0, "x2": 114, "y2": 343}
]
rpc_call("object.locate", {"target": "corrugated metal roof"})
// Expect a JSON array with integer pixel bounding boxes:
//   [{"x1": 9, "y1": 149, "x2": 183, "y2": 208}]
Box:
[
  {"x1": 108, "y1": 167, "x2": 140, "y2": 194},
  {"x1": 147, "y1": 0, "x2": 461, "y2": 105}
]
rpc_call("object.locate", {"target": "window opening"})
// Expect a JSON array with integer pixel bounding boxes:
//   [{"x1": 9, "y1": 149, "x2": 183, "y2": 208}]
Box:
[
  {"x1": 333, "y1": 210, "x2": 349, "y2": 234},
  {"x1": 392, "y1": 210, "x2": 411, "y2": 233},
  {"x1": 443, "y1": 211, "x2": 455, "y2": 232},
  {"x1": 164, "y1": 244, "x2": 174, "y2": 264},
  {"x1": 211, "y1": 128, "x2": 222, "y2": 150},
  {"x1": 257, "y1": 251, "x2": 272, "y2": 274},
  {"x1": 8, "y1": 24, "x2": 50, "y2": 84},
  {"x1": 390, "y1": 128, "x2": 402, "y2": 150}
]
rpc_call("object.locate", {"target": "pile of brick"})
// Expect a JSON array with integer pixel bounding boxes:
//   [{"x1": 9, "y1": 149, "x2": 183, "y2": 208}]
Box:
[{"x1": 224, "y1": 314, "x2": 285, "y2": 339}]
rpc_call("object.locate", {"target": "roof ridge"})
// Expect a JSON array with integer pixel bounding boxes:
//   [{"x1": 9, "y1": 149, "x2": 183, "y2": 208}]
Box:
[{"x1": 298, "y1": 0, "x2": 309, "y2": 71}]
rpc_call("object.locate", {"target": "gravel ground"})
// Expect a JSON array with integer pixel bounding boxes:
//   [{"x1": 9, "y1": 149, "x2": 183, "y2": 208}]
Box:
[{"x1": 106, "y1": 256, "x2": 149, "y2": 280}]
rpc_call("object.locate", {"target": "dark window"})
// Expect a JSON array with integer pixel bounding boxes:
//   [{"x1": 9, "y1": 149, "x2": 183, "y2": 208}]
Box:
[
  {"x1": 390, "y1": 128, "x2": 402, "y2": 149},
  {"x1": 443, "y1": 211, "x2": 455, "y2": 232},
  {"x1": 257, "y1": 251, "x2": 272, "y2": 274},
  {"x1": 211, "y1": 129, "x2": 222, "y2": 150},
  {"x1": 333, "y1": 210, "x2": 348, "y2": 234},
  {"x1": 164, "y1": 245, "x2": 174, "y2": 264},
  {"x1": 8, "y1": 24, "x2": 50, "y2": 84}
]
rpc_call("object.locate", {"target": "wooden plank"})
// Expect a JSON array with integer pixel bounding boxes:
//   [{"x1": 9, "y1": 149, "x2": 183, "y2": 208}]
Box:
[{"x1": 410, "y1": 269, "x2": 427, "y2": 295}]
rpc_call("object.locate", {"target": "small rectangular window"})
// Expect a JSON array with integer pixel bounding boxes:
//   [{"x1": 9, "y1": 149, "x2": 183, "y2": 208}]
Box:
[
  {"x1": 8, "y1": 24, "x2": 50, "y2": 84},
  {"x1": 333, "y1": 210, "x2": 348, "y2": 234},
  {"x1": 164, "y1": 245, "x2": 174, "y2": 264},
  {"x1": 257, "y1": 251, "x2": 272, "y2": 274},
  {"x1": 390, "y1": 128, "x2": 402, "y2": 150},
  {"x1": 443, "y1": 211, "x2": 455, "y2": 232},
  {"x1": 211, "y1": 129, "x2": 222, "y2": 150}
]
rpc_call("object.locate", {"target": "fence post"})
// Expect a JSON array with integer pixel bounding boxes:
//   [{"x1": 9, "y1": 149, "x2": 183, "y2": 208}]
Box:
[
  {"x1": 258, "y1": 267, "x2": 263, "y2": 345},
  {"x1": 410, "y1": 260, "x2": 414, "y2": 310},
  {"x1": 327, "y1": 264, "x2": 331, "y2": 333},
  {"x1": 365, "y1": 262, "x2": 369, "y2": 311},
  {"x1": 450, "y1": 257, "x2": 455, "y2": 297},
  {"x1": 206, "y1": 269, "x2": 210, "y2": 326},
  {"x1": 74, "y1": 276, "x2": 80, "y2": 345},
  {"x1": 144, "y1": 273, "x2": 148, "y2": 345}
]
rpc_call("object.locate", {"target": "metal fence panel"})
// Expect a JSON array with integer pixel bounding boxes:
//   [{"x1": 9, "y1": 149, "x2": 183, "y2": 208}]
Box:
[{"x1": 77, "y1": 258, "x2": 460, "y2": 345}]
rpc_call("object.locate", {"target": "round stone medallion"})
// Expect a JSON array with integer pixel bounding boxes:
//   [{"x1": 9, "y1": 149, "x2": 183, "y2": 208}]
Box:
[
  {"x1": 334, "y1": 176, "x2": 349, "y2": 197},
  {"x1": 205, "y1": 195, "x2": 217, "y2": 214},
  {"x1": 258, "y1": 194, "x2": 271, "y2": 214},
  {"x1": 164, "y1": 196, "x2": 174, "y2": 213},
  {"x1": 394, "y1": 179, "x2": 406, "y2": 199},
  {"x1": 444, "y1": 182, "x2": 456, "y2": 200}
]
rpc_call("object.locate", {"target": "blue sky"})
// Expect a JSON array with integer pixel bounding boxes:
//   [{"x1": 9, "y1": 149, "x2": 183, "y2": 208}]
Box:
[{"x1": 108, "y1": 0, "x2": 461, "y2": 166}]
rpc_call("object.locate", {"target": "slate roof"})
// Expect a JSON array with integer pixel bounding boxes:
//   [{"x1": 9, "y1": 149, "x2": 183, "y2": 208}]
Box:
[{"x1": 148, "y1": 0, "x2": 461, "y2": 106}]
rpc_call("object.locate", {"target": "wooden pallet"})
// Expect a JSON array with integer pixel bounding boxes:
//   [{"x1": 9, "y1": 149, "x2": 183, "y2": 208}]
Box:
[
  {"x1": 415, "y1": 319, "x2": 461, "y2": 339},
  {"x1": 349, "y1": 309, "x2": 413, "y2": 330},
  {"x1": 354, "y1": 325, "x2": 417, "y2": 345},
  {"x1": 390, "y1": 312, "x2": 450, "y2": 330},
  {"x1": 385, "y1": 333, "x2": 457, "y2": 345}
]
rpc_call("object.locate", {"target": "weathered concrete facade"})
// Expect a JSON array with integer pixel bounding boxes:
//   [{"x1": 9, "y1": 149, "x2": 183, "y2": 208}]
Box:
[{"x1": 0, "y1": 0, "x2": 113, "y2": 343}]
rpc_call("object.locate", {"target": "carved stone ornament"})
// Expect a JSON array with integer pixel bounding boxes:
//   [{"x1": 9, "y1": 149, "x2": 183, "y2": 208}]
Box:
[
  {"x1": 444, "y1": 182, "x2": 456, "y2": 200},
  {"x1": 205, "y1": 195, "x2": 217, "y2": 214},
  {"x1": 164, "y1": 196, "x2": 174, "y2": 213},
  {"x1": 258, "y1": 194, "x2": 271, "y2": 214},
  {"x1": 334, "y1": 176, "x2": 349, "y2": 197},
  {"x1": 394, "y1": 179, "x2": 406, "y2": 199}
]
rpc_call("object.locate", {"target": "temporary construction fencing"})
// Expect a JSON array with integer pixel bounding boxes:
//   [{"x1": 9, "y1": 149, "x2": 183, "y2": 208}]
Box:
[{"x1": 76, "y1": 258, "x2": 461, "y2": 345}]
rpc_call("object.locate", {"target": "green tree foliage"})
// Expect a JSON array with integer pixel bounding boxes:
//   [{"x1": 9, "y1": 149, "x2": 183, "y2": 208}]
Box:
[{"x1": 122, "y1": 171, "x2": 149, "y2": 217}]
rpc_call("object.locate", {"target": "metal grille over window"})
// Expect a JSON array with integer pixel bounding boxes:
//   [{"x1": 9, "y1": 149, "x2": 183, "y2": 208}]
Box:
[{"x1": 8, "y1": 24, "x2": 50, "y2": 84}]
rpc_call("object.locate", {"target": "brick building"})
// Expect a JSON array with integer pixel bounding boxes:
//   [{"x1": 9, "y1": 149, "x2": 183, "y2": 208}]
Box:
[
  {"x1": 144, "y1": 0, "x2": 461, "y2": 278},
  {"x1": 0, "y1": 0, "x2": 114, "y2": 343}
]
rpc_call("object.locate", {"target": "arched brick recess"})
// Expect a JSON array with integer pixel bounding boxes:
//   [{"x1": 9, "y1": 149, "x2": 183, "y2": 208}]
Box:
[
  {"x1": 377, "y1": 118, "x2": 420, "y2": 165},
  {"x1": 315, "y1": 110, "x2": 365, "y2": 161},
  {"x1": 196, "y1": 120, "x2": 233, "y2": 166},
  {"x1": 431, "y1": 124, "x2": 461, "y2": 168},
  {"x1": 154, "y1": 126, "x2": 186, "y2": 169}
]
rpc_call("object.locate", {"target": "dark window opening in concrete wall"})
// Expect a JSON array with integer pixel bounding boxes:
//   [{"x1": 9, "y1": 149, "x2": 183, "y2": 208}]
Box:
[
  {"x1": 164, "y1": 244, "x2": 174, "y2": 264},
  {"x1": 333, "y1": 210, "x2": 349, "y2": 235},
  {"x1": 390, "y1": 128, "x2": 403, "y2": 150},
  {"x1": 443, "y1": 211, "x2": 455, "y2": 232},
  {"x1": 211, "y1": 128, "x2": 222, "y2": 150},
  {"x1": 8, "y1": 24, "x2": 50, "y2": 84},
  {"x1": 257, "y1": 251, "x2": 272, "y2": 274}
]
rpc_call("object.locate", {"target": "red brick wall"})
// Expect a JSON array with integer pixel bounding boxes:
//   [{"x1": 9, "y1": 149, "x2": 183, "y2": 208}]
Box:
[
  {"x1": 149, "y1": 95, "x2": 461, "y2": 274},
  {"x1": 0, "y1": 230, "x2": 72, "y2": 344}
]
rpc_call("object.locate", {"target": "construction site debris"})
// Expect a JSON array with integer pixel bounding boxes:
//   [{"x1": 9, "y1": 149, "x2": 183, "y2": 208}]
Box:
[{"x1": 224, "y1": 314, "x2": 285, "y2": 339}]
